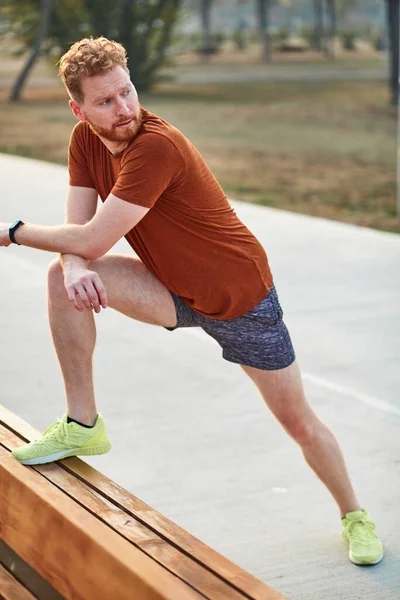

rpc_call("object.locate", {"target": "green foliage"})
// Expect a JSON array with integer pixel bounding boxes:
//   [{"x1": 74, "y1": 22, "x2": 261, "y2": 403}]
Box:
[
  {"x1": 340, "y1": 30, "x2": 357, "y2": 51},
  {"x1": 2, "y1": 0, "x2": 42, "y2": 51},
  {"x1": 298, "y1": 25, "x2": 318, "y2": 48},
  {"x1": 3, "y1": 0, "x2": 182, "y2": 91},
  {"x1": 366, "y1": 27, "x2": 386, "y2": 52},
  {"x1": 372, "y1": 32, "x2": 385, "y2": 52},
  {"x1": 232, "y1": 27, "x2": 247, "y2": 51},
  {"x1": 214, "y1": 32, "x2": 225, "y2": 47},
  {"x1": 273, "y1": 26, "x2": 290, "y2": 43}
]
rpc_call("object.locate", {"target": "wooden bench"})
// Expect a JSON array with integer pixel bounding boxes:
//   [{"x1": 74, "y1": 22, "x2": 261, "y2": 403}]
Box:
[{"x1": 0, "y1": 405, "x2": 287, "y2": 600}]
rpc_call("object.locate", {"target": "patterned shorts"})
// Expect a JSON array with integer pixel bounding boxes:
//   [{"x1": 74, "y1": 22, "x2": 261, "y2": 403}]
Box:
[{"x1": 166, "y1": 284, "x2": 296, "y2": 371}]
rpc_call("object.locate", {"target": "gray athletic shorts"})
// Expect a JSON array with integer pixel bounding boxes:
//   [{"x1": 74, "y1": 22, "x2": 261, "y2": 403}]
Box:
[{"x1": 166, "y1": 284, "x2": 296, "y2": 371}]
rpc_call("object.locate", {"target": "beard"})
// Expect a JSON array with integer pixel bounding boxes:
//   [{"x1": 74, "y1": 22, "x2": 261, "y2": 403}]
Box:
[{"x1": 86, "y1": 107, "x2": 143, "y2": 144}]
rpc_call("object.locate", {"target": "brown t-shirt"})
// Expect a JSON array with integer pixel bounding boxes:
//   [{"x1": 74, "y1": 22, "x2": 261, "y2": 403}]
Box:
[{"x1": 68, "y1": 109, "x2": 272, "y2": 319}]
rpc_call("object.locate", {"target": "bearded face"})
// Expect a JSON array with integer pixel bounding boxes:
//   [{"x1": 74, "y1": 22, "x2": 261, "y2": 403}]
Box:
[
  {"x1": 86, "y1": 108, "x2": 143, "y2": 144},
  {"x1": 74, "y1": 66, "x2": 143, "y2": 149}
]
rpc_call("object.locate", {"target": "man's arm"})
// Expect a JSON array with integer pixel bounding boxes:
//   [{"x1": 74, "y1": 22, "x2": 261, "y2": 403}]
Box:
[
  {"x1": 61, "y1": 185, "x2": 98, "y2": 271},
  {"x1": 0, "y1": 193, "x2": 149, "y2": 260},
  {"x1": 60, "y1": 185, "x2": 104, "y2": 312}
]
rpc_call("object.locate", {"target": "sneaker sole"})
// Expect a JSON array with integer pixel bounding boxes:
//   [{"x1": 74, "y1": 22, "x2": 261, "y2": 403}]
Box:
[
  {"x1": 15, "y1": 442, "x2": 112, "y2": 466},
  {"x1": 349, "y1": 551, "x2": 384, "y2": 566}
]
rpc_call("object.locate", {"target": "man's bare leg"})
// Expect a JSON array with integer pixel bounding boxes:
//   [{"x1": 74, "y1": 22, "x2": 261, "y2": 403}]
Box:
[
  {"x1": 47, "y1": 255, "x2": 177, "y2": 425},
  {"x1": 241, "y1": 361, "x2": 361, "y2": 517}
]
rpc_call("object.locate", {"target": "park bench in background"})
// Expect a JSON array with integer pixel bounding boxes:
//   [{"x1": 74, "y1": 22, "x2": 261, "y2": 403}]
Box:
[{"x1": 0, "y1": 405, "x2": 287, "y2": 600}]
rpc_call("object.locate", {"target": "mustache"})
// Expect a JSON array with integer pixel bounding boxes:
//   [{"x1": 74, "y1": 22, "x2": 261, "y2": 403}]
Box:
[{"x1": 114, "y1": 115, "x2": 138, "y2": 127}]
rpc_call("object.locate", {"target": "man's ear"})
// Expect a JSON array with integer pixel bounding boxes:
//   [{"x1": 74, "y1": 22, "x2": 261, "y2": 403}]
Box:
[{"x1": 69, "y1": 99, "x2": 87, "y2": 122}]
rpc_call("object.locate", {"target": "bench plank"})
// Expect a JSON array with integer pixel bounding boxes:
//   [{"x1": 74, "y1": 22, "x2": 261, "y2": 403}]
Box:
[
  {"x1": 0, "y1": 538, "x2": 65, "y2": 600},
  {"x1": 0, "y1": 564, "x2": 37, "y2": 600},
  {"x1": 0, "y1": 405, "x2": 287, "y2": 600},
  {"x1": 0, "y1": 448, "x2": 204, "y2": 600},
  {"x1": 0, "y1": 426, "x2": 253, "y2": 600}
]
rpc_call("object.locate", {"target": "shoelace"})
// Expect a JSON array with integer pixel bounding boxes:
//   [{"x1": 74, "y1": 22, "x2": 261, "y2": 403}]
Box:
[
  {"x1": 41, "y1": 419, "x2": 70, "y2": 445},
  {"x1": 347, "y1": 519, "x2": 376, "y2": 544}
]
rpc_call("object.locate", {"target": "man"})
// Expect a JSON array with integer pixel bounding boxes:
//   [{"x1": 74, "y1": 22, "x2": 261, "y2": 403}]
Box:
[{"x1": 1, "y1": 37, "x2": 382, "y2": 566}]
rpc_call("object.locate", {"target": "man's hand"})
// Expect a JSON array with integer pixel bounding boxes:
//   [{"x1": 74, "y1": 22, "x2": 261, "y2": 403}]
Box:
[
  {"x1": 64, "y1": 264, "x2": 108, "y2": 313},
  {"x1": 0, "y1": 223, "x2": 12, "y2": 247}
]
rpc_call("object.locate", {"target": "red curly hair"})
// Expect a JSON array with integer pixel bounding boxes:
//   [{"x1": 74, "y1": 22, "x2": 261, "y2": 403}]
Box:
[{"x1": 59, "y1": 36, "x2": 128, "y2": 103}]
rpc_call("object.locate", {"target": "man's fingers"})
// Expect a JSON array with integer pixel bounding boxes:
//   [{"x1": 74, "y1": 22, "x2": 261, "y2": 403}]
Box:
[
  {"x1": 85, "y1": 281, "x2": 102, "y2": 313},
  {"x1": 93, "y1": 275, "x2": 108, "y2": 309},
  {"x1": 75, "y1": 294, "x2": 86, "y2": 311},
  {"x1": 75, "y1": 284, "x2": 93, "y2": 310},
  {"x1": 65, "y1": 273, "x2": 107, "y2": 313},
  {"x1": 67, "y1": 287, "x2": 84, "y2": 312}
]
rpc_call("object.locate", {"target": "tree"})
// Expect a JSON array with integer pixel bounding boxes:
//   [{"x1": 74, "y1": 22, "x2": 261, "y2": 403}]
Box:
[
  {"x1": 255, "y1": 0, "x2": 273, "y2": 62},
  {"x1": 104, "y1": 0, "x2": 183, "y2": 90},
  {"x1": 310, "y1": 0, "x2": 338, "y2": 58},
  {"x1": 9, "y1": 0, "x2": 52, "y2": 102},
  {"x1": 335, "y1": 0, "x2": 358, "y2": 22},
  {"x1": 312, "y1": 0, "x2": 324, "y2": 51},
  {"x1": 199, "y1": 0, "x2": 214, "y2": 61},
  {"x1": 386, "y1": 0, "x2": 400, "y2": 106},
  {"x1": 5, "y1": 0, "x2": 183, "y2": 100},
  {"x1": 324, "y1": 0, "x2": 337, "y2": 58}
]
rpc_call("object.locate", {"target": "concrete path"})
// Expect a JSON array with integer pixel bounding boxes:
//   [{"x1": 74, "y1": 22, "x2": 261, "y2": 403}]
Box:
[{"x1": 0, "y1": 153, "x2": 399, "y2": 599}]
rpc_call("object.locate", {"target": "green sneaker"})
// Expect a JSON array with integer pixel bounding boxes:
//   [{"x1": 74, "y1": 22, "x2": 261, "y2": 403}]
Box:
[
  {"x1": 342, "y1": 509, "x2": 383, "y2": 565},
  {"x1": 11, "y1": 413, "x2": 111, "y2": 466}
]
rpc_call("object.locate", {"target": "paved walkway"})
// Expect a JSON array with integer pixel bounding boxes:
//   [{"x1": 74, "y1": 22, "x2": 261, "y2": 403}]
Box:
[{"x1": 0, "y1": 153, "x2": 399, "y2": 599}]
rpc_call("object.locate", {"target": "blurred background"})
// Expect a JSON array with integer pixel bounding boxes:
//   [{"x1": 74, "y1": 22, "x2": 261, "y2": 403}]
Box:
[{"x1": 1, "y1": 0, "x2": 399, "y2": 233}]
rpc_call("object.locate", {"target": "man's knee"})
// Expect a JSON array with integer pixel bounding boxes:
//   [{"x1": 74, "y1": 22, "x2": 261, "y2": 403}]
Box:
[
  {"x1": 278, "y1": 411, "x2": 317, "y2": 446},
  {"x1": 47, "y1": 258, "x2": 64, "y2": 294}
]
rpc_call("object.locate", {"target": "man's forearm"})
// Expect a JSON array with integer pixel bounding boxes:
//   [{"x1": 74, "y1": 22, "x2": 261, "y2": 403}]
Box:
[
  {"x1": 14, "y1": 222, "x2": 95, "y2": 259},
  {"x1": 60, "y1": 254, "x2": 90, "y2": 271}
]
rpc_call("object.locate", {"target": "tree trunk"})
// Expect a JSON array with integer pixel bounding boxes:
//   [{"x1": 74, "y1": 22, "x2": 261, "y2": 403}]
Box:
[
  {"x1": 146, "y1": 0, "x2": 182, "y2": 83},
  {"x1": 313, "y1": 0, "x2": 324, "y2": 51},
  {"x1": 10, "y1": 0, "x2": 52, "y2": 102},
  {"x1": 117, "y1": 0, "x2": 135, "y2": 76},
  {"x1": 200, "y1": 0, "x2": 213, "y2": 63},
  {"x1": 324, "y1": 0, "x2": 336, "y2": 58},
  {"x1": 256, "y1": 0, "x2": 271, "y2": 63},
  {"x1": 84, "y1": 0, "x2": 114, "y2": 39},
  {"x1": 386, "y1": 0, "x2": 400, "y2": 106}
]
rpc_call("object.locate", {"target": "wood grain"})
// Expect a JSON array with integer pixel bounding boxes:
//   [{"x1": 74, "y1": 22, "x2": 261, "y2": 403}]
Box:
[
  {"x1": 0, "y1": 426, "x2": 249, "y2": 600},
  {"x1": 0, "y1": 405, "x2": 287, "y2": 600},
  {"x1": 0, "y1": 447, "x2": 203, "y2": 600},
  {"x1": 0, "y1": 564, "x2": 37, "y2": 600}
]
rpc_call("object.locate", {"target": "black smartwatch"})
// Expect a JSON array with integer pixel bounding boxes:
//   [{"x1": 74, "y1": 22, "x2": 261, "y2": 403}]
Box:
[{"x1": 9, "y1": 220, "x2": 25, "y2": 245}]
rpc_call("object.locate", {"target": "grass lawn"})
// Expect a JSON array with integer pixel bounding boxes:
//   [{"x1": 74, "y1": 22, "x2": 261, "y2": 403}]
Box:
[{"x1": 0, "y1": 57, "x2": 398, "y2": 233}]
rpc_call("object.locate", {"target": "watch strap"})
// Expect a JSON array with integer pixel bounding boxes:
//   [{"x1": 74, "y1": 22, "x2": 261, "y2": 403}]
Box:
[{"x1": 9, "y1": 220, "x2": 25, "y2": 245}]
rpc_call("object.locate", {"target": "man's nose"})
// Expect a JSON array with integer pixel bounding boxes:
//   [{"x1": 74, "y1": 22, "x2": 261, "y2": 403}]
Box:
[{"x1": 115, "y1": 98, "x2": 130, "y2": 116}]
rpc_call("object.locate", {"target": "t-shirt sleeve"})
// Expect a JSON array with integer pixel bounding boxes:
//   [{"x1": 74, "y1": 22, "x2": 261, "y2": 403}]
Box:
[
  {"x1": 68, "y1": 123, "x2": 96, "y2": 189},
  {"x1": 111, "y1": 133, "x2": 182, "y2": 208}
]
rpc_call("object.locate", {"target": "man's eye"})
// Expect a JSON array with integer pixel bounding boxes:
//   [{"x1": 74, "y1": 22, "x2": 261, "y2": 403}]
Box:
[
  {"x1": 124, "y1": 89, "x2": 130, "y2": 96},
  {"x1": 103, "y1": 99, "x2": 111, "y2": 105}
]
